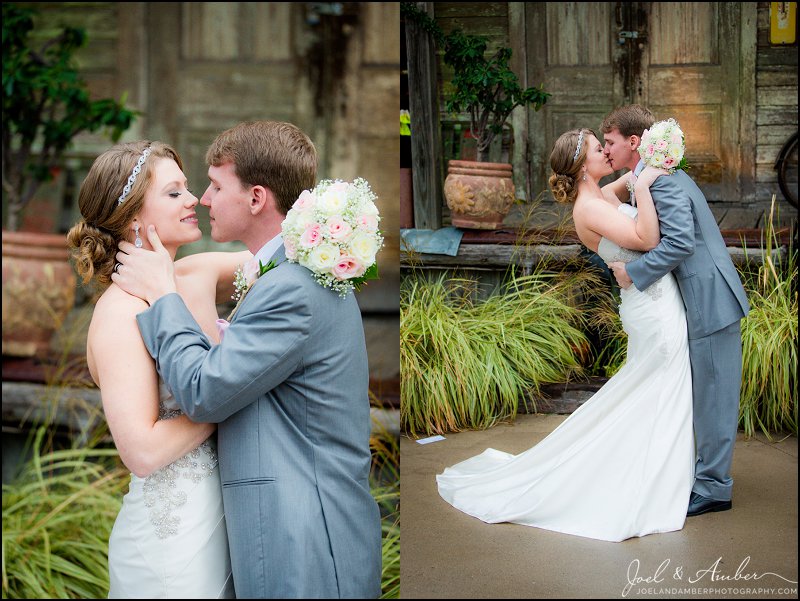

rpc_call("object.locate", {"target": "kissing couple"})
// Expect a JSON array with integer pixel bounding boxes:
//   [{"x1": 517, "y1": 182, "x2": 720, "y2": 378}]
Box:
[
  {"x1": 68, "y1": 120, "x2": 383, "y2": 598},
  {"x1": 437, "y1": 104, "x2": 750, "y2": 542}
]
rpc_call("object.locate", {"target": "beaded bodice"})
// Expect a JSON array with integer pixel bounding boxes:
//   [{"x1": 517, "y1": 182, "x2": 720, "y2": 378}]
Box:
[
  {"x1": 141, "y1": 380, "x2": 218, "y2": 539},
  {"x1": 597, "y1": 203, "x2": 663, "y2": 301}
]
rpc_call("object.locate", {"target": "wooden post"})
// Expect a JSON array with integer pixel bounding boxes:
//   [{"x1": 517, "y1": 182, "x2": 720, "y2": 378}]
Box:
[{"x1": 405, "y1": 2, "x2": 443, "y2": 230}]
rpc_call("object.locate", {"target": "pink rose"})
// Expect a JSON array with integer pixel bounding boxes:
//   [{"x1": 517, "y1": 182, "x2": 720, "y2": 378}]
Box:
[
  {"x1": 243, "y1": 258, "x2": 260, "y2": 285},
  {"x1": 332, "y1": 255, "x2": 365, "y2": 280},
  {"x1": 356, "y1": 214, "x2": 378, "y2": 232},
  {"x1": 293, "y1": 189, "x2": 315, "y2": 210},
  {"x1": 646, "y1": 145, "x2": 655, "y2": 157},
  {"x1": 215, "y1": 318, "x2": 230, "y2": 342},
  {"x1": 663, "y1": 156, "x2": 676, "y2": 169},
  {"x1": 300, "y1": 223, "x2": 323, "y2": 248},
  {"x1": 326, "y1": 216, "x2": 353, "y2": 240},
  {"x1": 656, "y1": 139, "x2": 668, "y2": 151}
]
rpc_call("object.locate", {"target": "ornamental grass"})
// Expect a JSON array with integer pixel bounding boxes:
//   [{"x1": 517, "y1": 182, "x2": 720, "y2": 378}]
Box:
[
  {"x1": 4, "y1": 369, "x2": 401, "y2": 598},
  {"x1": 2, "y1": 426, "x2": 127, "y2": 599},
  {"x1": 401, "y1": 268, "x2": 589, "y2": 437},
  {"x1": 369, "y1": 408, "x2": 400, "y2": 599},
  {"x1": 737, "y1": 198, "x2": 798, "y2": 438}
]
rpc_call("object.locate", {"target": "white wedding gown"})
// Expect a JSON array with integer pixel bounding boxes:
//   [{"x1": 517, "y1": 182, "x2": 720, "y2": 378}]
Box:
[
  {"x1": 437, "y1": 204, "x2": 695, "y2": 542},
  {"x1": 108, "y1": 380, "x2": 234, "y2": 598}
]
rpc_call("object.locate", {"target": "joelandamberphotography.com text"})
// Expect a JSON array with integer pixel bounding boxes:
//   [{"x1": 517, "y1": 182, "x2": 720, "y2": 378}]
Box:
[{"x1": 622, "y1": 556, "x2": 798, "y2": 598}]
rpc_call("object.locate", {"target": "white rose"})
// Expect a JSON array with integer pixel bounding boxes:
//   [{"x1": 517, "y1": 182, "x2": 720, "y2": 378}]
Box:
[
  {"x1": 668, "y1": 144, "x2": 684, "y2": 161},
  {"x1": 318, "y1": 182, "x2": 349, "y2": 216},
  {"x1": 359, "y1": 199, "x2": 380, "y2": 217},
  {"x1": 348, "y1": 232, "x2": 378, "y2": 265},
  {"x1": 651, "y1": 152, "x2": 667, "y2": 167},
  {"x1": 306, "y1": 243, "x2": 340, "y2": 272}
]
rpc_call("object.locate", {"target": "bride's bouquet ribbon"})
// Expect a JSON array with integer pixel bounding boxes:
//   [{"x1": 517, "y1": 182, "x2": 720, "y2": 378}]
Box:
[{"x1": 280, "y1": 178, "x2": 384, "y2": 297}]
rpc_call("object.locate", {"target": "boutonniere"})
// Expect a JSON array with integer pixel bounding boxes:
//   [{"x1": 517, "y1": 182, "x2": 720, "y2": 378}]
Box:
[{"x1": 228, "y1": 258, "x2": 277, "y2": 320}]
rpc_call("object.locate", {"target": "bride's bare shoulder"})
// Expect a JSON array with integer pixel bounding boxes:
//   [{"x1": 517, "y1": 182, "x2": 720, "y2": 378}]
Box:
[
  {"x1": 90, "y1": 285, "x2": 149, "y2": 328},
  {"x1": 573, "y1": 195, "x2": 614, "y2": 217}
]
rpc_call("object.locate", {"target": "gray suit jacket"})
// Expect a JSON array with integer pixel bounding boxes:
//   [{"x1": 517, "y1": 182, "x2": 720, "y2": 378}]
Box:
[
  {"x1": 626, "y1": 170, "x2": 749, "y2": 339},
  {"x1": 137, "y1": 246, "x2": 382, "y2": 599}
]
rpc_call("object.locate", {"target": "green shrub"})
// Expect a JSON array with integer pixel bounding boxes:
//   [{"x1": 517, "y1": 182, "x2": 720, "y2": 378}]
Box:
[
  {"x1": 370, "y1": 415, "x2": 400, "y2": 599},
  {"x1": 2, "y1": 427, "x2": 127, "y2": 599},
  {"x1": 4, "y1": 412, "x2": 401, "y2": 598},
  {"x1": 401, "y1": 269, "x2": 589, "y2": 436},
  {"x1": 738, "y1": 200, "x2": 797, "y2": 438}
]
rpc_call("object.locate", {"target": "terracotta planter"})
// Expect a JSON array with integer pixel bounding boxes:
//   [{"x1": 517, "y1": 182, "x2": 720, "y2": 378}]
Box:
[
  {"x1": 444, "y1": 160, "x2": 515, "y2": 229},
  {"x1": 2, "y1": 230, "x2": 77, "y2": 358}
]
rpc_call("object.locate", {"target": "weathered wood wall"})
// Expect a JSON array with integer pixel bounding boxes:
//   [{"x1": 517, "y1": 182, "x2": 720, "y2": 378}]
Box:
[
  {"x1": 755, "y1": 1, "x2": 799, "y2": 221},
  {"x1": 12, "y1": 2, "x2": 401, "y2": 387},
  {"x1": 20, "y1": 2, "x2": 400, "y2": 290},
  {"x1": 421, "y1": 2, "x2": 797, "y2": 230}
]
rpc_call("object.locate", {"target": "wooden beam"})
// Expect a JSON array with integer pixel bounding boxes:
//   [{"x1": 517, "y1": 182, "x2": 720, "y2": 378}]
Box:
[{"x1": 405, "y1": 2, "x2": 444, "y2": 229}]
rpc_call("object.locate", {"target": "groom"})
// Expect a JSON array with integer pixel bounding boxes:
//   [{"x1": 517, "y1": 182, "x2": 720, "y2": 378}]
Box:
[
  {"x1": 601, "y1": 105, "x2": 750, "y2": 518},
  {"x1": 112, "y1": 121, "x2": 382, "y2": 598}
]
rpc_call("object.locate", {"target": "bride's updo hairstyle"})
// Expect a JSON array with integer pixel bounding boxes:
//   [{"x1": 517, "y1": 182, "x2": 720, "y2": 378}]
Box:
[
  {"x1": 548, "y1": 128, "x2": 594, "y2": 205},
  {"x1": 67, "y1": 141, "x2": 183, "y2": 286}
]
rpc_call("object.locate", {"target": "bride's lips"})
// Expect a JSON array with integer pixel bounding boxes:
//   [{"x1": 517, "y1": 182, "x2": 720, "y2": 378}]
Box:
[{"x1": 180, "y1": 213, "x2": 198, "y2": 224}]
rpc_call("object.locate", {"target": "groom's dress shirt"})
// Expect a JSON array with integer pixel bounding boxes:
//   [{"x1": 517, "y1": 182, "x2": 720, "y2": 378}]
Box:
[{"x1": 253, "y1": 233, "x2": 283, "y2": 266}]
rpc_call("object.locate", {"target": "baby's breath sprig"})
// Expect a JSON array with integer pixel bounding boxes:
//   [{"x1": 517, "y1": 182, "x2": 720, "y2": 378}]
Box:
[{"x1": 232, "y1": 265, "x2": 249, "y2": 302}]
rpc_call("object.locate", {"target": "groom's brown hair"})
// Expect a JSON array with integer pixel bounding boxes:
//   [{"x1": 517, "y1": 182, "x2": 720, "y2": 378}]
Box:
[
  {"x1": 601, "y1": 105, "x2": 656, "y2": 138},
  {"x1": 206, "y1": 121, "x2": 317, "y2": 214}
]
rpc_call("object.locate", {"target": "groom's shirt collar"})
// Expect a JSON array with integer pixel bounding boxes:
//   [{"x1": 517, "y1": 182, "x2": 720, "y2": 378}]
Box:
[
  {"x1": 634, "y1": 158, "x2": 645, "y2": 177},
  {"x1": 253, "y1": 233, "x2": 283, "y2": 267}
]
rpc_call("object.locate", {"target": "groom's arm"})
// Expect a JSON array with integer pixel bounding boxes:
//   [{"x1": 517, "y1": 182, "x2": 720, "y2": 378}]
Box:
[
  {"x1": 625, "y1": 175, "x2": 695, "y2": 291},
  {"x1": 136, "y1": 270, "x2": 310, "y2": 423}
]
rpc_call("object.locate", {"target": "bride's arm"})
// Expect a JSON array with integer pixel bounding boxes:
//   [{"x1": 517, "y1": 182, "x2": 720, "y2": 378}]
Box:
[
  {"x1": 632, "y1": 165, "x2": 668, "y2": 249},
  {"x1": 574, "y1": 193, "x2": 659, "y2": 252},
  {"x1": 176, "y1": 250, "x2": 253, "y2": 305},
  {"x1": 600, "y1": 171, "x2": 632, "y2": 205},
  {"x1": 89, "y1": 294, "x2": 215, "y2": 478}
]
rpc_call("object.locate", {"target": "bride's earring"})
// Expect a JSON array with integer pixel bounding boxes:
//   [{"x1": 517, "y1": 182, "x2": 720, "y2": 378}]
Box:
[
  {"x1": 582, "y1": 172, "x2": 587, "y2": 182},
  {"x1": 134, "y1": 223, "x2": 143, "y2": 248}
]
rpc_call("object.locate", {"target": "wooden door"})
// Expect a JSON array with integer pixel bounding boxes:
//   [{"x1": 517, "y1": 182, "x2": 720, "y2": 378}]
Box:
[
  {"x1": 524, "y1": 2, "x2": 754, "y2": 205},
  {"x1": 638, "y1": 2, "x2": 748, "y2": 201},
  {"x1": 525, "y1": 3, "x2": 626, "y2": 205}
]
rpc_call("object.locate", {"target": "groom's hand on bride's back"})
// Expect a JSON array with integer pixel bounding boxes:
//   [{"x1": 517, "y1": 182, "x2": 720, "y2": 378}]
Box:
[
  {"x1": 608, "y1": 261, "x2": 633, "y2": 289},
  {"x1": 112, "y1": 225, "x2": 178, "y2": 305}
]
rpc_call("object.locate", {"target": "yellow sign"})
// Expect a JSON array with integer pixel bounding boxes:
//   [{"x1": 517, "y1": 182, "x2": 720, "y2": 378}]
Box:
[{"x1": 770, "y1": 2, "x2": 797, "y2": 45}]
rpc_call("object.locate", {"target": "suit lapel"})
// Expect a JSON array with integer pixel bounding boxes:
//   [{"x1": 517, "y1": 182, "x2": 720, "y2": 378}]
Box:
[{"x1": 227, "y1": 244, "x2": 287, "y2": 321}]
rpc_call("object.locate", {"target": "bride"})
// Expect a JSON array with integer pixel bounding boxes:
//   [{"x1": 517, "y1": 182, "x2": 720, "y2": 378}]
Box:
[
  {"x1": 436, "y1": 128, "x2": 695, "y2": 542},
  {"x1": 67, "y1": 141, "x2": 251, "y2": 597}
]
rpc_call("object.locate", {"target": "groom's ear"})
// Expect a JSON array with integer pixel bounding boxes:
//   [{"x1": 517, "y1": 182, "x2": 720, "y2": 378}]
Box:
[
  {"x1": 249, "y1": 185, "x2": 277, "y2": 216},
  {"x1": 630, "y1": 134, "x2": 642, "y2": 150}
]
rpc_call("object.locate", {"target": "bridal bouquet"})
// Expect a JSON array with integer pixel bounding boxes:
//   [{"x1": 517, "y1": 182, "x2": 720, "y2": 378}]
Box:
[
  {"x1": 281, "y1": 177, "x2": 383, "y2": 297},
  {"x1": 638, "y1": 118, "x2": 688, "y2": 174}
]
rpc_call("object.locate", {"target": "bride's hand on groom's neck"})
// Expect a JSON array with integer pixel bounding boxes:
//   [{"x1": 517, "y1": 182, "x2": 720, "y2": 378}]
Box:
[{"x1": 112, "y1": 225, "x2": 177, "y2": 305}]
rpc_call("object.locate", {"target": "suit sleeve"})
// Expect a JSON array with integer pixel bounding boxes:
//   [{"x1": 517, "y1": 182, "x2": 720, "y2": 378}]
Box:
[
  {"x1": 626, "y1": 174, "x2": 695, "y2": 291},
  {"x1": 136, "y1": 272, "x2": 310, "y2": 423}
]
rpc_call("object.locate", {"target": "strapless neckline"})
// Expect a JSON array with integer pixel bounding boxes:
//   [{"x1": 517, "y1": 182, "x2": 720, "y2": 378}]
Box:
[{"x1": 596, "y1": 204, "x2": 642, "y2": 265}]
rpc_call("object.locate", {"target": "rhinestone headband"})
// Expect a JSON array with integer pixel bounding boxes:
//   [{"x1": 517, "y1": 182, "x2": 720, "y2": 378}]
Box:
[
  {"x1": 117, "y1": 147, "x2": 151, "y2": 204},
  {"x1": 573, "y1": 131, "x2": 584, "y2": 162}
]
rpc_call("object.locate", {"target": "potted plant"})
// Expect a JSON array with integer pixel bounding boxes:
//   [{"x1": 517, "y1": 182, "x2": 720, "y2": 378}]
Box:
[
  {"x1": 2, "y1": 2, "x2": 137, "y2": 357},
  {"x1": 401, "y1": 3, "x2": 550, "y2": 229}
]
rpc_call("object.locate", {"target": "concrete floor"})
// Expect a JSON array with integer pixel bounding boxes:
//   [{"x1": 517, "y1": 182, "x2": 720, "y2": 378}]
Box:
[{"x1": 400, "y1": 414, "x2": 798, "y2": 599}]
